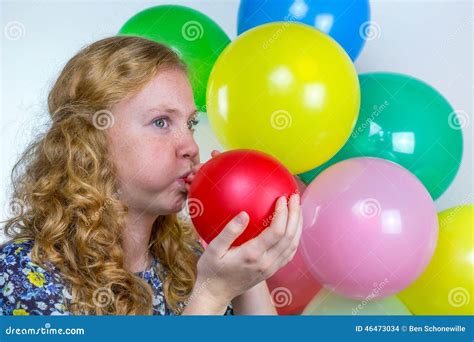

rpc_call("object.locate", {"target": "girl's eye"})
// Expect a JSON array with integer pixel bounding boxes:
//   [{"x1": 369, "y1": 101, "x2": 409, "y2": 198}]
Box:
[
  {"x1": 152, "y1": 117, "x2": 170, "y2": 129},
  {"x1": 187, "y1": 118, "x2": 200, "y2": 131}
]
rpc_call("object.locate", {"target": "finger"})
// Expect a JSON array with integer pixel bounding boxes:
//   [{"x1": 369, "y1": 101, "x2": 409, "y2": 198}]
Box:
[
  {"x1": 244, "y1": 195, "x2": 289, "y2": 253},
  {"x1": 285, "y1": 193, "x2": 301, "y2": 241},
  {"x1": 211, "y1": 150, "x2": 221, "y2": 158},
  {"x1": 207, "y1": 211, "x2": 249, "y2": 256},
  {"x1": 264, "y1": 205, "x2": 303, "y2": 276},
  {"x1": 264, "y1": 194, "x2": 301, "y2": 261},
  {"x1": 279, "y1": 204, "x2": 303, "y2": 266}
]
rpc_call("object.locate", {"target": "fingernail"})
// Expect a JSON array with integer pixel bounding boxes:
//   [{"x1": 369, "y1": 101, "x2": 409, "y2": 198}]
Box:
[
  {"x1": 292, "y1": 193, "x2": 300, "y2": 202},
  {"x1": 236, "y1": 211, "x2": 248, "y2": 224}
]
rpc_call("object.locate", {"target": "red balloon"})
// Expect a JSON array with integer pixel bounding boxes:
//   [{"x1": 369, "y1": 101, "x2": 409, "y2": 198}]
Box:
[
  {"x1": 189, "y1": 149, "x2": 298, "y2": 246},
  {"x1": 266, "y1": 247, "x2": 322, "y2": 315}
]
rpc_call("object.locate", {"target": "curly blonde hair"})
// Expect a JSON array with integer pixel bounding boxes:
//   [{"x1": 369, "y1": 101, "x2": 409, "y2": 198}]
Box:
[{"x1": 2, "y1": 36, "x2": 203, "y2": 315}]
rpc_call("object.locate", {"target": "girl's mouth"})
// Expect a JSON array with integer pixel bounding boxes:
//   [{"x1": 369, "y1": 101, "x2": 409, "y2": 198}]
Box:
[
  {"x1": 176, "y1": 169, "x2": 193, "y2": 193},
  {"x1": 178, "y1": 170, "x2": 192, "y2": 182},
  {"x1": 176, "y1": 176, "x2": 191, "y2": 193}
]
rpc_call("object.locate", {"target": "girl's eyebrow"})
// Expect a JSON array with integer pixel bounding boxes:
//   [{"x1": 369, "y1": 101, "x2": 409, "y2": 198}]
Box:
[{"x1": 147, "y1": 107, "x2": 198, "y2": 119}]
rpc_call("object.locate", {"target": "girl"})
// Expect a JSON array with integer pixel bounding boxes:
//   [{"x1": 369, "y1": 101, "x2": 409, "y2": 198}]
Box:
[{"x1": 0, "y1": 36, "x2": 303, "y2": 315}]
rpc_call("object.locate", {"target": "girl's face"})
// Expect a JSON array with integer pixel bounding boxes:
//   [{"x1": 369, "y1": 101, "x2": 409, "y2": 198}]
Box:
[{"x1": 107, "y1": 68, "x2": 200, "y2": 216}]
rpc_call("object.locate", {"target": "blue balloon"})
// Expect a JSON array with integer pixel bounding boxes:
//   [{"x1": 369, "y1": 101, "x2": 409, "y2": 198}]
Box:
[{"x1": 237, "y1": 0, "x2": 371, "y2": 61}]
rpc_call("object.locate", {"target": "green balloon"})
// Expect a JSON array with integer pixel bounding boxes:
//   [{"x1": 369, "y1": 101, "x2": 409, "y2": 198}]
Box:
[
  {"x1": 299, "y1": 72, "x2": 463, "y2": 199},
  {"x1": 118, "y1": 5, "x2": 230, "y2": 110},
  {"x1": 303, "y1": 289, "x2": 412, "y2": 316}
]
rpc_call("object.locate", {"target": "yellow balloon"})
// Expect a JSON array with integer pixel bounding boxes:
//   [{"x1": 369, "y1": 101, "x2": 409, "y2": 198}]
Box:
[
  {"x1": 206, "y1": 23, "x2": 360, "y2": 174},
  {"x1": 399, "y1": 204, "x2": 474, "y2": 315}
]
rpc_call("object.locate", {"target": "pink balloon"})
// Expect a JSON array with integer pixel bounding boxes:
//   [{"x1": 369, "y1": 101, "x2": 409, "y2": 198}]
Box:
[
  {"x1": 266, "y1": 247, "x2": 322, "y2": 315},
  {"x1": 301, "y1": 157, "x2": 438, "y2": 300}
]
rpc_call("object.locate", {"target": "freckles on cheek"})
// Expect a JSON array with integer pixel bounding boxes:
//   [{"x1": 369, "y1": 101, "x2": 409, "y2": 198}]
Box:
[
  {"x1": 110, "y1": 123, "x2": 175, "y2": 181},
  {"x1": 129, "y1": 140, "x2": 175, "y2": 183},
  {"x1": 109, "y1": 134, "x2": 142, "y2": 174}
]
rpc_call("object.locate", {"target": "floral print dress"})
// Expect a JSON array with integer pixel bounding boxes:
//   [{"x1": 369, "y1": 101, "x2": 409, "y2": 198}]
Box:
[{"x1": 0, "y1": 239, "x2": 233, "y2": 316}]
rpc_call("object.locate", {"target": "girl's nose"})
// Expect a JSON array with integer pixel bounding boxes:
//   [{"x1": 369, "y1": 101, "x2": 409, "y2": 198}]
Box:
[{"x1": 177, "y1": 133, "x2": 199, "y2": 161}]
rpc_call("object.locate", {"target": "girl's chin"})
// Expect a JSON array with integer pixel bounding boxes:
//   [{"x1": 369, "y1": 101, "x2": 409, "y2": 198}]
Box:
[
  {"x1": 172, "y1": 189, "x2": 188, "y2": 208},
  {"x1": 159, "y1": 181, "x2": 188, "y2": 213}
]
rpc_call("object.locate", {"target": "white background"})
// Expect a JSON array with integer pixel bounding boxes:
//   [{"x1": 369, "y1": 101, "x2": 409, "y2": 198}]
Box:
[{"x1": 1, "y1": 0, "x2": 472, "y2": 242}]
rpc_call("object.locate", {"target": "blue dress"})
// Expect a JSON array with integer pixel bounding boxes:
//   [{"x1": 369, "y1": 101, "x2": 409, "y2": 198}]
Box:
[{"x1": 0, "y1": 239, "x2": 233, "y2": 316}]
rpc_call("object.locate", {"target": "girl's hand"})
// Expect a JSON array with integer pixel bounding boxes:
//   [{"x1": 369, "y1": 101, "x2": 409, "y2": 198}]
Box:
[{"x1": 194, "y1": 191, "x2": 303, "y2": 306}]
